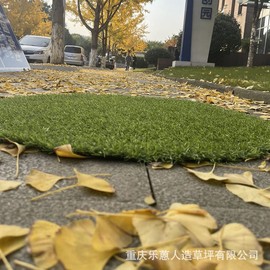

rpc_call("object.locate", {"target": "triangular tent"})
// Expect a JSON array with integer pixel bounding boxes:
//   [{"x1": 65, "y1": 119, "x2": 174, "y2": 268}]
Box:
[{"x1": 0, "y1": 5, "x2": 30, "y2": 72}]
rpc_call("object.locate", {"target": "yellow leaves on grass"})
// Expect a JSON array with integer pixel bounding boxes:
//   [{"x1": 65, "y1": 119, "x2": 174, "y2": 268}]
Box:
[
  {"x1": 0, "y1": 203, "x2": 268, "y2": 269},
  {"x1": 186, "y1": 165, "x2": 270, "y2": 208}
]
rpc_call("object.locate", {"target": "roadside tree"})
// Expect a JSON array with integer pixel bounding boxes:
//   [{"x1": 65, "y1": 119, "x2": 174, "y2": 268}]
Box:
[
  {"x1": 51, "y1": 0, "x2": 65, "y2": 64},
  {"x1": 67, "y1": 0, "x2": 152, "y2": 67},
  {"x1": 1, "y1": 0, "x2": 51, "y2": 37},
  {"x1": 245, "y1": 0, "x2": 268, "y2": 67}
]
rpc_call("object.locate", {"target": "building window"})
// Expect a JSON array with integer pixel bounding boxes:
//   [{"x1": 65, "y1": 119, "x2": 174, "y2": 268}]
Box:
[{"x1": 238, "y1": 4, "x2": 242, "y2": 15}]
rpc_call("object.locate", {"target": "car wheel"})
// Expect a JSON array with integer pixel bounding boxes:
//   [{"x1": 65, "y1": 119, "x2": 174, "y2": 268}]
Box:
[{"x1": 47, "y1": 56, "x2": 50, "y2": 63}]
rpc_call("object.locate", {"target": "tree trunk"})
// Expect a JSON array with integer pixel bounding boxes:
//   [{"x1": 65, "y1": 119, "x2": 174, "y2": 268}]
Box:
[
  {"x1": 51, "y1": 0, "x2": 65, "y2": 64},
  {"x1": 89, "y1": 29, "x2": 98, "y2": 67},
  {"x1": 247, "y1": 0, "x2": 263, "y2": 67},
  {"x1": 247, "y1": 24, "x2": 256, "y2": 67}
]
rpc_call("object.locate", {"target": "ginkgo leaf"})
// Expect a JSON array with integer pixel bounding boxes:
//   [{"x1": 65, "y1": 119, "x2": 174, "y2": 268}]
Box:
[
  {"x1": 145, "y1": 247, "x2": 197, "y2": 270},
  {"x1": 0, "y1": 139, "x2": 25, "y2": 157},
  {"x1": 258, "y1": 237, "x2": 270, "y2": 244},
  {"x1": 107, "y1": 209, "x2": 157, "y2": 236},
  {"x1": 54, "y1": 219, "x2": 115, "y2": 270},
  {"x1": 0, "y1": 225, "x2": 29, "y2": 256},
  {"x1": 144, "y1": 195, "x2": 156, "y2": 206},
  {"x1": 257, "y1": 159, "x2": 270, "y2": 171},
  {"x1": 54, "y1": 144, "x2": 86, "y2": 158},
  {"x1": 74, "y1": 169, "x2": 115, "y2": 193},
  {"x1": 226, "y1": 184, "x2": 270, "y2": 208},
  {"x1": 216, "y1": 260, "x2": 261, "y2": 270},
  {"x1": 25, "y1": 169, "x2": 66, "y2": 192},
  {"x1": 212, "y1": 223, "x2": 263, "y2": 265},
  {"x1": 28, "y1": 220, "x2": 60, "y2": 269},
  {"x1": 0, "y1": 180, "x2": 21, "y2": 192},
  {"x1": 132, "y1": 216, "x2": 188, "y2": 247},
  {"x1": 0, "y1": 139, "x2": 26, "y2": 178},
  {"x1": 259, "y1": 189, "x2": 270, "y2": 199},
  {"x1": 223, "y1": 171, "x2": 255, "y2": 186},
  {"x1": 164, "y1": 203, "x2": 217, "y2": 247},
  {"x1": 151, "y1": 162, "x2": 173, "y2": 170},
  {"x1": 187, "y1": 166, "x2": 227, "y2": 182},
  {"x1": 115, "y1": 261, "x2": 138, "y2": 270},
  {"x1": 92, "y1": 216, "x2": 133, "y2": 251},
  {"x1": 182, "y1": 162, "x2": 212, "y2": 168}
]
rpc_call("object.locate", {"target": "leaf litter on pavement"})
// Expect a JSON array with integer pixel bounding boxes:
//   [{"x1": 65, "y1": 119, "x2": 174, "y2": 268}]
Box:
[{"x1": 0, "y1": 203, "x2": 269, "y2": 269}]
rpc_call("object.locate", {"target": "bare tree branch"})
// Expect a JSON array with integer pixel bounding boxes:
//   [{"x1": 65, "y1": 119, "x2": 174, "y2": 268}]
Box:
[{"x1": 77, "y1": 0, "x2": 93, "y2": 32}]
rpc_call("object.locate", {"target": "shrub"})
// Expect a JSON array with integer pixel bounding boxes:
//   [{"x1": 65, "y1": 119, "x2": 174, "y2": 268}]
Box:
[
  {"x1": 208, "y1": 13, "x2": 241, "y2": 63},
  {"x1": 136, "y1": 57, "x2": 148, "y2": 68},
  {"x1": 145, "y1": 48, "x2": 171, "y2": 66}
]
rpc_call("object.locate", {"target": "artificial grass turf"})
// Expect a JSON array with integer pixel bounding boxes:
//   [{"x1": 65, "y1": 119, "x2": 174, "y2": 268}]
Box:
[
  {"x1": 160, "y1": 66, "x2": 270, "y2": 92},
  {"x1": 0, "y1": 93, "x2": 270, "y2": 163}
]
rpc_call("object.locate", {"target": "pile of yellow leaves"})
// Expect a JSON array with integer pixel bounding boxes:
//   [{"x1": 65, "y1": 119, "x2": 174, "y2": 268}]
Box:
[{"x1": 0, "y1": 203, "x2": 269, "y2": 270}]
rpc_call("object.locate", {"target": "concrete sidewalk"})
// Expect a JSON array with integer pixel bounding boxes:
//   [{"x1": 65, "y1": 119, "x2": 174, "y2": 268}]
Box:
[{"x1": 1, "y1": 151, "x2": 270, "y2": 269}]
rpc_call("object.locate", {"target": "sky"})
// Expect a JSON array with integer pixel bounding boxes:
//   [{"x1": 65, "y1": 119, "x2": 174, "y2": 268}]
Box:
[{"x1": 45, "y1": 0, "x2": 186, "y2": 42}]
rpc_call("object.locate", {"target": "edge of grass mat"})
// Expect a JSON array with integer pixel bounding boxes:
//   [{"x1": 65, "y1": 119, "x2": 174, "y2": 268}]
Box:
[{"x1": 0, "y1": 93, "x2": 270, "y2": 163}]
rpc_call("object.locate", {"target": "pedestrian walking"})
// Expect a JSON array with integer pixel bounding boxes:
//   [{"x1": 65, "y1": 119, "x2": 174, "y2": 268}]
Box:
[
  {"x1": 125, "y1": 51, "x2": 132, "y2": 71},
  {"x1": 132, "y1": 55, "x2": 137, "y2": 70}
]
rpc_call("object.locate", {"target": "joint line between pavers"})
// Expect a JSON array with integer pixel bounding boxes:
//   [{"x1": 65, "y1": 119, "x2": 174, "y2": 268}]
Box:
[{"x1": 145, "y1": 164, "x2": 157, "y2": 202}]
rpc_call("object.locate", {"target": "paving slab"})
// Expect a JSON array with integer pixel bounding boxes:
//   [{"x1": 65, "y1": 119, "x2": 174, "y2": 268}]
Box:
[
  {"x1": 0, "y1": 151, "x2": 151, "y2": 226},
  {"x1": 148, "y1": 161, "x2": 270, "y2": 237},
  {"x1": 0, "y1": 151, "x2": 152, "y2": 269}
]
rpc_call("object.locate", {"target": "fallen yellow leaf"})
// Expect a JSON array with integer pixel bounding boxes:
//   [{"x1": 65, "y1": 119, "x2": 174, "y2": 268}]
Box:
[
  {"x1": 0, "y1": 180, "x2": 21, "y2": 192},
  {"x1": 164, "y1": 203, "x2": 217, "y2": 247},
  {"x1": 216, "y1": 260, "x2": 261, "y2": 270},
  {"x1": 25, "y1": 169, "x2": 66, "y2": 192},
  {"x1": 0, "y1": 225, "x2": 29, "y2": 256},
  {"x1": 54, "y1": 219, "x2": 115, "y2": 270},
  {"x1": 226, "y1": 184, "x2": 270, "y2": 208},
  {"x1": 144, "y1": 195, "x2": 156, "y2": 206},
  {"x1": 0, "y1": 139, "x2": 25, "y2": 157},
  {"x1": 223, "y1": 171, "x2": 255, "y2": 186},
  {"x1": 75, "y1": 169, "x2": 115, "y2": 193},
  {"x1": 28, "y1": 220, "x2": 60, "y2": 269},
  {"x1": 115, "y1": 261, "x2": 138, "y2": 270},
  {"x1": 151, "y1": 162, "x2": 174, "y2": 170},
  {"x1": 0, "y1": 139, "x2": 26, "y2": 178},
  {"x1": 54, "y1": 144, "x2": 86, "y2": 158},
  {"x1": 212, "y1": 223, "x2": 263, "y2": 265},
  {"x1": 187, "y1": 166, "x2": 227, "y2": 182},
  {"x1": 92, "y1": 216, "x2": 133, "y2": 251}
]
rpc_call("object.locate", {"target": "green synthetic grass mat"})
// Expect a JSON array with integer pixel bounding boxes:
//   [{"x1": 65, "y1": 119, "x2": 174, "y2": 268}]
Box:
[{"x1": 0, "y1": 93, "x2": 270, "y2": 162}]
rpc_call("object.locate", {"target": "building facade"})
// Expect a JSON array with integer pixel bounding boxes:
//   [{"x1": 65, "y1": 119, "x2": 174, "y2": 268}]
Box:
[
  {"x1": 219, "y1": 0, "x2": 270, "y2": 54},
  {"x1": 218, "y1": 0, "x2": 253, "y2": 39}
]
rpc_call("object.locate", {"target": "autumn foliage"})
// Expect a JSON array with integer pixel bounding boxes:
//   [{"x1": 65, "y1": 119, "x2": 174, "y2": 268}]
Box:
[{"x1": 1, "y1": 0, "x2": 51, "y2": 38}]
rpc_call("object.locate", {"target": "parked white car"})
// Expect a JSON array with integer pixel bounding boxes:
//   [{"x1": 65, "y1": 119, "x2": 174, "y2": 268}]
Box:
[
  {"x1": 64, "y1": 45, "x2": 87, "y2": 66},
  {"x1": 19, "y1": 35, "x2": 51, "y2": 63}
]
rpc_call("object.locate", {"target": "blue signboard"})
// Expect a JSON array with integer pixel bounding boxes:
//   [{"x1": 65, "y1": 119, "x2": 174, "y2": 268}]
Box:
[{"x1": 0, "y1": 5, "x2": 30, "y2": 72}]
